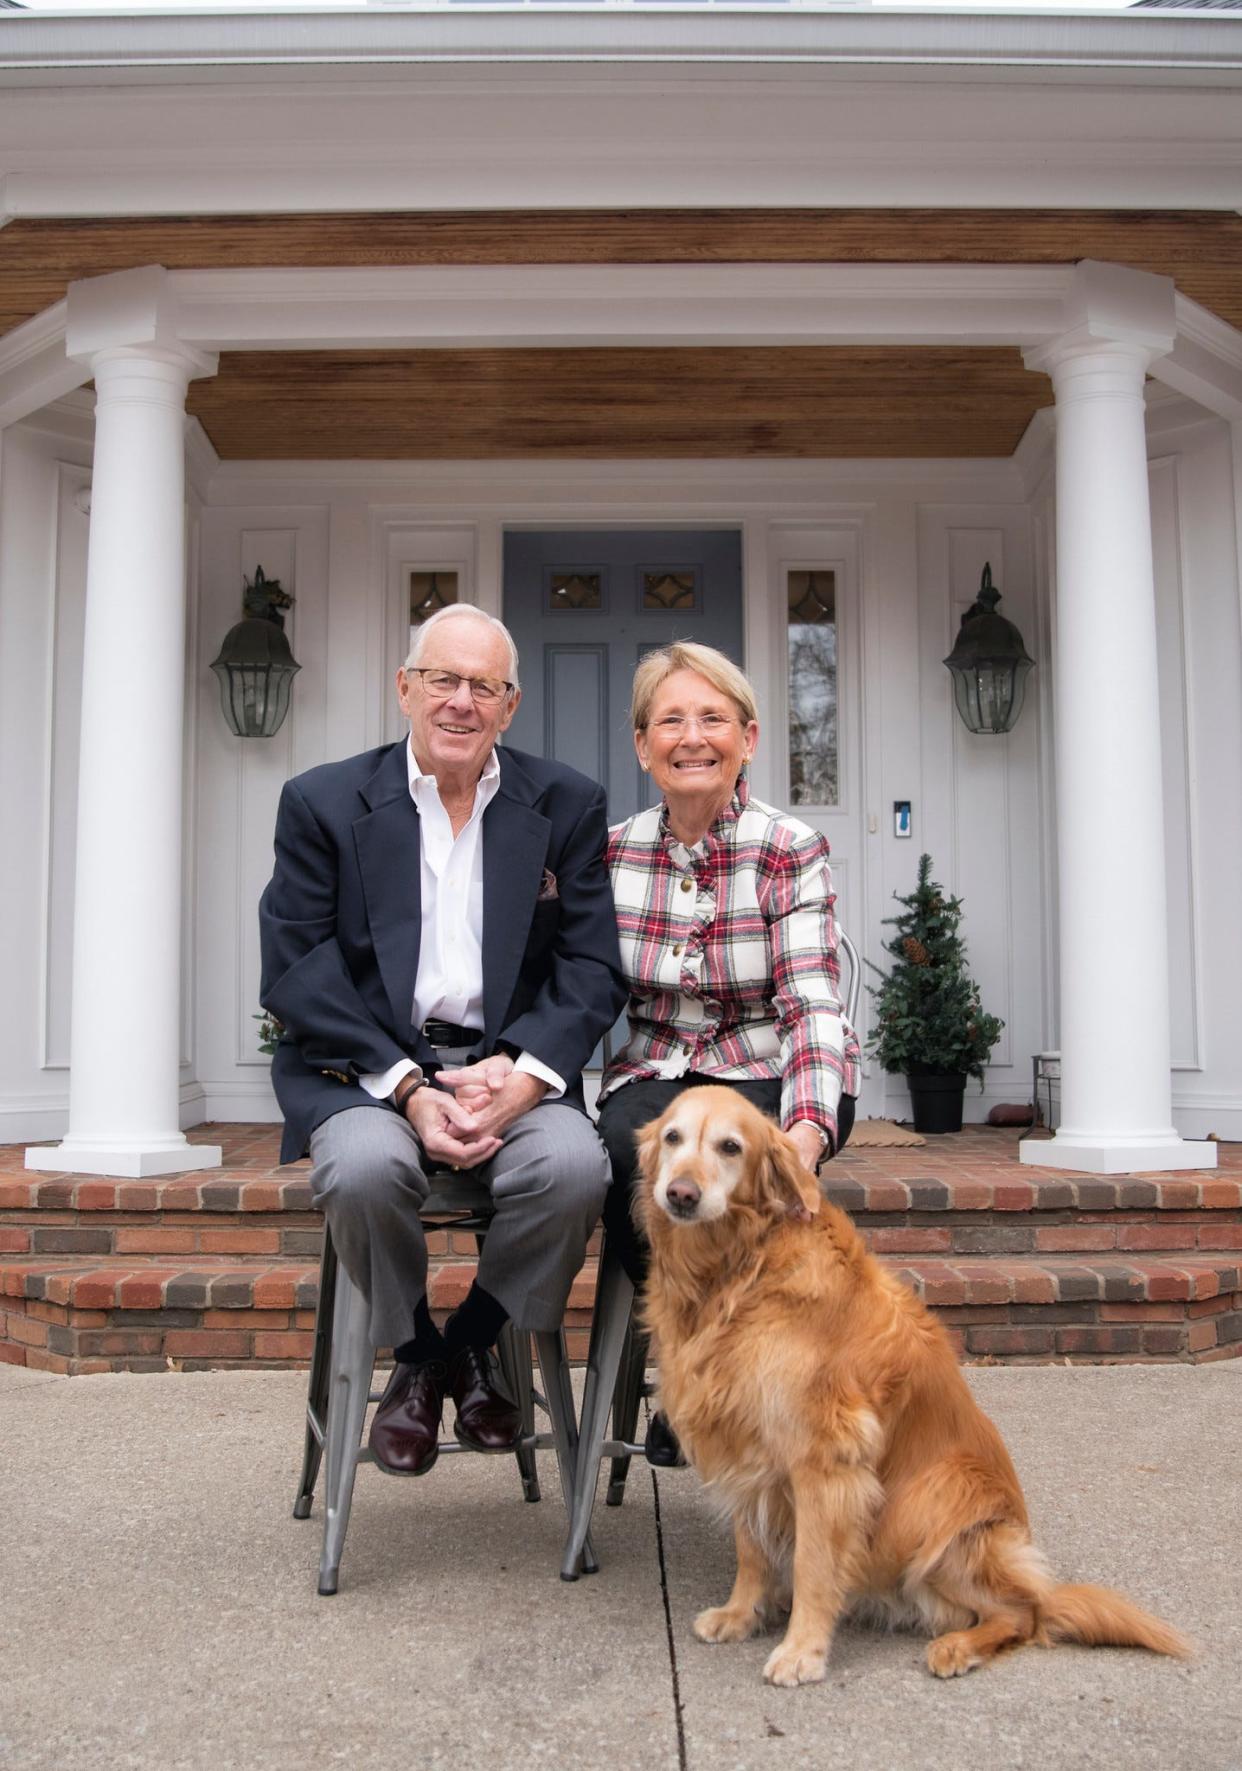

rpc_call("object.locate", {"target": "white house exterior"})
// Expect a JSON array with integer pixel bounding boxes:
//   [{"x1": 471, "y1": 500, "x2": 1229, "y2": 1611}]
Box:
[{"x1": 0, "y1": 3, "x2": 1239, "y2": 1178}]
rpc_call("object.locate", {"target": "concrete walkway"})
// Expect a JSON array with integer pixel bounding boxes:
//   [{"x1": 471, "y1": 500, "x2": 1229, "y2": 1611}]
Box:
[{"x1": 2, "y1": 1361, "x2": 1238, "y2": 1771}]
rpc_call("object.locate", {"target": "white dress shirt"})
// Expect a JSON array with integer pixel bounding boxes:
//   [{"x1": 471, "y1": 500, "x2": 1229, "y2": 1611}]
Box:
[{"x1": 361, "y1": 739, "x2": 565, "y2": 1102}]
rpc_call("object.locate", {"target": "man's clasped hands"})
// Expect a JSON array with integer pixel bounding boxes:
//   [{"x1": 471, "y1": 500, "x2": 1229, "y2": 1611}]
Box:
[{"x1": 400, "y1": 1054, "x2": 542, "y2": 1169}]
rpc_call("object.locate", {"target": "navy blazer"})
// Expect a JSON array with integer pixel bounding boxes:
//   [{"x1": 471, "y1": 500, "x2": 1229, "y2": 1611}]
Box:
[{"x1": 259, "y1": 740, "x2": 625, "y2": 1163}]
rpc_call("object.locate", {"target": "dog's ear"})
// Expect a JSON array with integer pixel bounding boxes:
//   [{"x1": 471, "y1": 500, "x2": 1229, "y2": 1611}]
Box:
[
  {"x1": 632, "y1": 1113, "x2": 667, "y2": 1237},
  {"x1": 635, "y1": 1113, "x2": 665, "y2": 1188},
  {"x1": 761, "y1": 1125, "x2": 822, "y2": 1222}
]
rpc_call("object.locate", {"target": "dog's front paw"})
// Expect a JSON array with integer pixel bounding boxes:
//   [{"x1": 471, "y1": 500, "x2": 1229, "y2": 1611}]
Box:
[
  {"x1": 926, "y1": 1633, "x2": 984, "y2": 1679},
  {"x1": 762, "y1": 1641, "x2": 828, "y2": 1687},
  {"x1": 694, "y1": 1605, "x2": 760, "y2": 1645}
]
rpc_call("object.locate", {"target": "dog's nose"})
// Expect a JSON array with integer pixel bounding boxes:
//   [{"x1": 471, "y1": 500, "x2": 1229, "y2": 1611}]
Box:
[{"x1": 666, "y1": 1177, "x2": 701, "y2": 1214}]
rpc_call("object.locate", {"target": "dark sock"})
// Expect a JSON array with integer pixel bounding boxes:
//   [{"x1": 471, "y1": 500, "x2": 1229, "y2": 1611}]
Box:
[
  {"x1": 443, "y1": 1282, "x2": 509, "y2": 1357},
  {"x1": 393, "y1": 1295, "x2": 447, "y2": 1368}
]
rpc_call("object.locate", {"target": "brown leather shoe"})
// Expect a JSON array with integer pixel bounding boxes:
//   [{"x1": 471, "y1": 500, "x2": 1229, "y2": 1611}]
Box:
[
  {"x1": 448, "y1": 1345, "x2": 523, "y2": 1453},
  {"x1": 368, "y1": 1360, "x2": 445, "y2": 1476}
]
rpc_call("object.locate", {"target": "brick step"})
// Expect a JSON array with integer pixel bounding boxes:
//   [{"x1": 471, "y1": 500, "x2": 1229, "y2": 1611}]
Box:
[
  {"x1": 4, "y1": 1249, "x2": 1238, "y2": 1374},
  {"x1": 0, "y1": 1254, "x2": 602, "y2": 1375},
  {"x1": 829, "y1": 1170, "x2": 1242, "y2": 1255},
  {"x1": 0, "y1": 1171, "x2": 484, "y2": 1264},
  {"x1": 3, "y1": 1167, "x2": 1239, "y2": 1261}
]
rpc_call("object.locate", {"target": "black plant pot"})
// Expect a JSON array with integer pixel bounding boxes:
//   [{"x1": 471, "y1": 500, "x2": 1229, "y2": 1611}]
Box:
[{"x1": 906, "y1": 1070, "x2": 967, "y2": 1135}]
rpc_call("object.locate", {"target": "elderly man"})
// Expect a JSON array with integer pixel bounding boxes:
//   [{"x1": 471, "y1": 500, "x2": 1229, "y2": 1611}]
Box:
[{"x1": 260, "y1": 606, "x2": 624, "y2": 1475}]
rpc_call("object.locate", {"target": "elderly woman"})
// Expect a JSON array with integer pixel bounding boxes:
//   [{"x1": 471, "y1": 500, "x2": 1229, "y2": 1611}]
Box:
[{"x1": 596, "y1": 641, "x2": 861, "y2": 1460}]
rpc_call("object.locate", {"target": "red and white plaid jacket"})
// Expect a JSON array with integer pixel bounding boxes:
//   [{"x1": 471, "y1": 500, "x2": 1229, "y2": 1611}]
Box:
[{"x1": 599, "y1": 776, "x2": 862, "y2": 1145}]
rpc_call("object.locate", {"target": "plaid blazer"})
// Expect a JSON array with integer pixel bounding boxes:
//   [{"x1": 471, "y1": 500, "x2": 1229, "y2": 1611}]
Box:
[{"x1": 600, "y1": 776, "x2": 862, "y2": 1145}]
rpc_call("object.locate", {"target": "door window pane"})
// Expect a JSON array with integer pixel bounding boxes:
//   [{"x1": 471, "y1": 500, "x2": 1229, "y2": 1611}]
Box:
[
  {"x1": 787, "y1": 569, "x2": 838, "y2": 807},
  {"x1": 409, "y1": 570, "x2": 458, "y2": 626},
  {"x1": 642, "y1": 569, "x2": 698, "y2": 612},
  {"x1": 549, "y1": 571, "x2": 603, "y2": 611}
]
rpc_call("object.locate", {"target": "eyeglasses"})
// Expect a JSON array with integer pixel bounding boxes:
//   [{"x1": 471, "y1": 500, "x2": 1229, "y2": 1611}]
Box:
[
  {"x1": 409, "y1": 668, "x2": 514, "y2": 706},
  {"x1": 649, "y1": 712, "x2": 738, "y2": 735}
]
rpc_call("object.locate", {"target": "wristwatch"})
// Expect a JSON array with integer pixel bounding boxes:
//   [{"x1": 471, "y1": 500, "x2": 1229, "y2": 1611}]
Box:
[
  {"x1": 393, "y1": 1068, "x2": 427, "y2": 1112},
  {"x1": 812, "y1": 1124, "x2": 834, "y2": 1174}
]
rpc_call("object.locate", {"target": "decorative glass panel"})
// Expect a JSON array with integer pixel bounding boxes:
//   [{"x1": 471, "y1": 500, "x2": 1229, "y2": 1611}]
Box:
[
  {"x1": 642, "y1": 570, "x2": 697, "y2": 611},
  {"x1": 549, "y1": 572, "x2": 602, "y2": 611},
  {"x1": 409, "y1": 570, "x2": 458, "y2": 625},
  {"x1": 787, "y1": 570, "x2": 838, "y2": 807}
]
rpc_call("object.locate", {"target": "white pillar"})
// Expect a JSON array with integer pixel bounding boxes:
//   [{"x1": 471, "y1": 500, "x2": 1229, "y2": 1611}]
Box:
[
  {"x1": 28, "y1": 345, "x2": 221, "y2": 1176},
  {"x1": 1021, "y1": 334, "x2": 1213, "y2": 1173}
]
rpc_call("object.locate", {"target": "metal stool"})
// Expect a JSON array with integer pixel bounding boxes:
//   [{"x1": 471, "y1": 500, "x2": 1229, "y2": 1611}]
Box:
[
  {"x1": 560, "y1": 1234, "x2": 650, "y2": 1581},
  {"x1": 293, "y1": 1170, "x2": 594, "y2": 1595}
]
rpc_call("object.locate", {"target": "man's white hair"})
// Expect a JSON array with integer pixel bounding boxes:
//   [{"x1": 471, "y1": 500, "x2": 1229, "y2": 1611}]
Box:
[{"x1": 403, "y1": 603, "x2": 520, "y2": 692}]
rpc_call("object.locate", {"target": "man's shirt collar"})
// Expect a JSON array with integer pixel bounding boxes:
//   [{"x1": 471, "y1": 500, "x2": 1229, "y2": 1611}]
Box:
[{"x1": 405, "y1": 737, "x2": 501, "y2": 804}]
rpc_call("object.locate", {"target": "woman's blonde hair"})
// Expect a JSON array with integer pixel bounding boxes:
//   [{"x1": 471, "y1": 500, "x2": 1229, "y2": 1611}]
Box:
[{"x1": 630, "y1": 642, "x2": 758, "y2": 731}]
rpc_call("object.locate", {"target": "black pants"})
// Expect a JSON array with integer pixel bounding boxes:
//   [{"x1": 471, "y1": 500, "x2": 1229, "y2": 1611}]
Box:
[{"x1": 596, "y1": 1075, "x2": 856, "y2": 1287}]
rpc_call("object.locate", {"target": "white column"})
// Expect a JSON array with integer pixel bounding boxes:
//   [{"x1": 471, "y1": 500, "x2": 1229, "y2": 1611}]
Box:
[
  {"x1": 1020, "y1": 336, "x2": 1213, "y2": 1173},
  {"x1": 28, "y1": 346, "x2": 221, "y2": 1176}
]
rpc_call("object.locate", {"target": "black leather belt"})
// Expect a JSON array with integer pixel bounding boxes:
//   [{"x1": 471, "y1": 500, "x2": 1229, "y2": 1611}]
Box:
[{"x1": 423, "y1": 1019, "x2": 480, "y2": 1048}]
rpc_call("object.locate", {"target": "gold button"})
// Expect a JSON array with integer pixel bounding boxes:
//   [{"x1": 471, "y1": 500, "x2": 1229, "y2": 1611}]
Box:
[
  {"x1": 672, "y1": 944, "x2": 683, "y2": 957},
  {"x1": 680, "y1": 877, "x2": 693, "y2": 892},
  {"x1": 682, "y1": 1043, "x2": 692, "y2": 1056}
]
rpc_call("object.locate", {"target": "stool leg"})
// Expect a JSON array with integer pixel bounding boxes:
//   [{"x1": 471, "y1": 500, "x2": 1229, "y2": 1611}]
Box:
[
  {"x1": 293, "y1": 1229, "x2": 336, "y2": 1520},
  {"x1": 561, "y1": 1251, "x2": 634, "y2": 1581},
  {"x1": 317, "y1": 1259, "x2": 375, "y2": 1597},
  {"x1": 606, "y1": 1319, "x2": 648, "y2": 1508},
  {"x1": 497, "y1": 1322, "x2": 541, "y2": 1504},
  {"x1": 534, "y1": 1330, "x2": 596, "y2": 1580}
]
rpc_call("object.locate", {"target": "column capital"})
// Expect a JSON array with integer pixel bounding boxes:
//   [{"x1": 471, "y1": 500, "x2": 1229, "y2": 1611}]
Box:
[
  {"x1": 89, "y1": 342, "x2": 219, "y2": 398},
  {"x1": 65, "y1": 264, "x2": 217, "y2": 383},
  {"x1": 1023, "y1": 259, "x2": 1176, "y2": 383}
]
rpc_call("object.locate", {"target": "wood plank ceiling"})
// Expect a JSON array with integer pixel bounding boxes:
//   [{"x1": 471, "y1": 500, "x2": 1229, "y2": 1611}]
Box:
[
  {"x1": 4, "y1": 210, "x2": 1239, "y2": 460},
  {"x1": 186, "y1": 346, "x2": 1047, "y2": 460}
]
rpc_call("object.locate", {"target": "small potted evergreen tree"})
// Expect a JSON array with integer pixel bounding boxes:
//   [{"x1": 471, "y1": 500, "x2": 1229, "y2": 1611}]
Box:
[{"x1": 867, "y1": 853, "x2": 1003, "y2": 1133}]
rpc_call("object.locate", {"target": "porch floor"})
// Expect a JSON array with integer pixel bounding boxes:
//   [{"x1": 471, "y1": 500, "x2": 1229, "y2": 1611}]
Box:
[{"x1": 3, "y1": 1124, "x2": 1238, "y2": 1373}]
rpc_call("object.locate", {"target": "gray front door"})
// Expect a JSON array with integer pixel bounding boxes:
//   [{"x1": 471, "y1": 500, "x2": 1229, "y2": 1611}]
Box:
[{"x1": 503, "y1": 528, "x2": 744, "y2": 822}]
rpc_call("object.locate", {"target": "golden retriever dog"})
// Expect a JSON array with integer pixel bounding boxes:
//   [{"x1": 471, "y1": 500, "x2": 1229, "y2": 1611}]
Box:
[{"x1": 636, "y1": 1087, "x2": 1188, "y2": 1688}]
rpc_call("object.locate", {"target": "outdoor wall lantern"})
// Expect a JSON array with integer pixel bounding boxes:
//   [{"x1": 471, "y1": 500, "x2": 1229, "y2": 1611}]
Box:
[
  {"x1": 210, "y1": 566, "x2": 301, "y2": 738},
  {"x1": 942, "y1": 563, "x2": 1035, "y2": 736}
]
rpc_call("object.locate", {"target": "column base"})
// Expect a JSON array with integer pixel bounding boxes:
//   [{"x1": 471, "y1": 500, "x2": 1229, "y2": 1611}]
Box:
[
  {"x1": 1020, "y1": 1133, "x2": 1217, "y2": 1174},
  {"x1": 25, "y1": 1137, "x2": 223, "y2": 1178}
]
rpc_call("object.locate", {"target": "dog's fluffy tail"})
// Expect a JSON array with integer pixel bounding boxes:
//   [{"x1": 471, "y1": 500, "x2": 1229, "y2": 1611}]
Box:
[{"x1": 1039, "y1": 1583, "x2": 1191, "y2": 1660}]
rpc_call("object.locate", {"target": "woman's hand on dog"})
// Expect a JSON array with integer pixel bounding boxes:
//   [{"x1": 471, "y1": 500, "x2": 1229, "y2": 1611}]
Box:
[
  {"x1": 785, "y1": 1123, "x2": 824, "y2": 1173},
  {"x1": 781, "y1": 1122, "x2": 824, "y2": 1222}
]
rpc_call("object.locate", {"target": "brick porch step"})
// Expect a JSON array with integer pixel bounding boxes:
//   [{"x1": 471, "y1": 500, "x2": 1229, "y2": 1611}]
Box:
[
  {"x1": 0, "y1": 1256, "x2": 601, "y2": 1375},
  {"x1": 3, "y1": 1163, "x2": 1239, "y2": 1260},
  {"x1": 3, "y1": 1249, "x2": 1238, "y2": 1374},
  {"x1": 829, "y1": 1168, "x2": 1242, "y2": 1255}
]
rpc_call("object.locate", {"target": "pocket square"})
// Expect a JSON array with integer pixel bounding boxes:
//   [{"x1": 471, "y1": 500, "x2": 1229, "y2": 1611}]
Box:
[{"x1": 538, "y1": 867, "x2": 559, "y2": 902}]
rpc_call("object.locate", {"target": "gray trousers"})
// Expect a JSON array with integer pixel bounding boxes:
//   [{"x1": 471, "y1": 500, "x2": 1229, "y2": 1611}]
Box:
[{"x1": 307, "y1": 1100, "x2": 611, "y2": 1348}]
